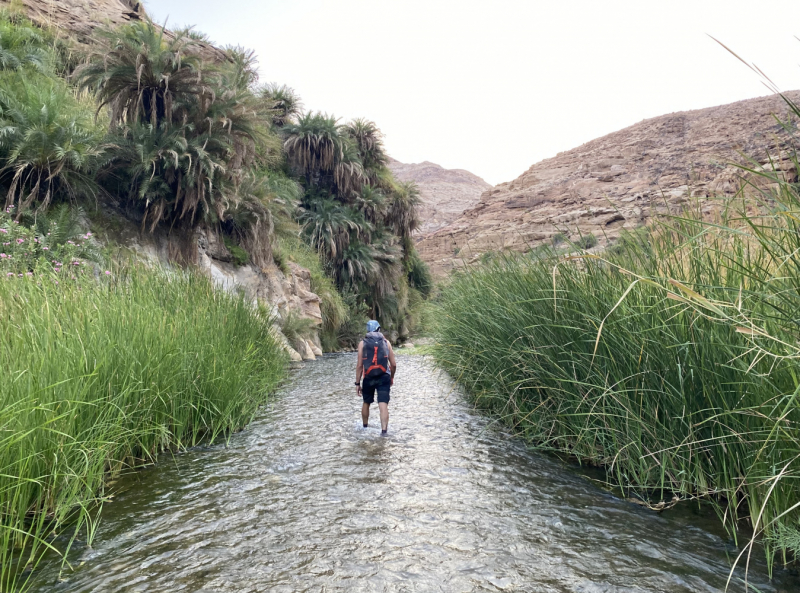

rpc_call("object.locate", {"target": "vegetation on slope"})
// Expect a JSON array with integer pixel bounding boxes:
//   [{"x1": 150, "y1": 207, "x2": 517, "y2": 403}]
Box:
[
  {"x1": 433, "y1": 153, "x2": 800, "y2": 572},
  {"x1": 0, "y1": 7, "x2": 431, "y2": 343},
  {"x1": 0, "y1": 7, "x2": 432, "y2": 589}
]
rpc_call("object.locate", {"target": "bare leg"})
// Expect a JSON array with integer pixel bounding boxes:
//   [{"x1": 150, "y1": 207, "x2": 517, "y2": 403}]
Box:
[
  {"x1": 361, "y1": 402, "x2": 370, "y2": 427},
  {"x1": 379, "y1": 402, "x2": 389, "y2": 432}
]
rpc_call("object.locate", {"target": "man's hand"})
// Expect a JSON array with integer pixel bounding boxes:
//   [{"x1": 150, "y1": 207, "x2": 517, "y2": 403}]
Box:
[{"x1": 356, "y1": 384, "x2": 362, "y2": 397}]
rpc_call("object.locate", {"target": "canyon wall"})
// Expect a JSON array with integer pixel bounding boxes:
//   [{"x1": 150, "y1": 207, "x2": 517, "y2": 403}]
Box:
[
  {"x1": 417, "y1": 92, "x2": 800, "y2": 276},
  {"x1": 388, "y1": 158, "x2": 492, "y2": 235}
]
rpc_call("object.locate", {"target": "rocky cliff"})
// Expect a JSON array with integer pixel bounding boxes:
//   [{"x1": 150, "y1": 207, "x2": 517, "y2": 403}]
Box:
[
  {"x1": 417, "y1": 92, "x2": 800, "y2": 276},
  {"x1": 387, "y1": 158, "x2": 492, "y2": 235},
  {"x1": 0, "y1": 0, "x2": 225, "y2": 59}
]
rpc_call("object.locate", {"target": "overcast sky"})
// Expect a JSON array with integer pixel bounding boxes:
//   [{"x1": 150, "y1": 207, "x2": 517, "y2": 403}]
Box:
[{"x1": 145, "y1": 0, "x2": 799, "y2": 186}]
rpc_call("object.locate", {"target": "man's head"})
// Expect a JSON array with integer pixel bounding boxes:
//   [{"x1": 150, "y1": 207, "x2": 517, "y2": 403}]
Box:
[{"x1": 366, "y1": 320, "x2": 381, "y2": 333}]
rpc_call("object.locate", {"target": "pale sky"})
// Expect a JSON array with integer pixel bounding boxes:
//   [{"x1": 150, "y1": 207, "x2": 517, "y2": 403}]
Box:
[{"x1": 145, "y1": 0, "x2": 800, "y2": 186}]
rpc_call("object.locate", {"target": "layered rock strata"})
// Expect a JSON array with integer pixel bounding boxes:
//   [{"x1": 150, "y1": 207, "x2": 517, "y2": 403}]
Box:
[{"x1": 417, "y1": 92, "x2": 800, "y2": 276}]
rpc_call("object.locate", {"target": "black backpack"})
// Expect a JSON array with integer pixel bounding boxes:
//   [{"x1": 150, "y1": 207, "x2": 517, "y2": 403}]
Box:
[{"x1": 362, "y1": 332, "x2": 389, "y2": 378}]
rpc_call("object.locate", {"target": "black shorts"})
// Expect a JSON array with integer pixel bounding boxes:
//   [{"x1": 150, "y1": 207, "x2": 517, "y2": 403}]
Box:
[{"x1": 362, "y1": 373, "x2": 391, "y2": 404}]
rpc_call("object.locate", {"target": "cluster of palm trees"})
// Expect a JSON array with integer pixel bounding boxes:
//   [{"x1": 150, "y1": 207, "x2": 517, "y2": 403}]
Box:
[
  {"x1": 283, "y1": 112, "x2": 430, "y2": 330},
  {"x1": 0, "y1": 11, "x2": 431, "y2": 342}
]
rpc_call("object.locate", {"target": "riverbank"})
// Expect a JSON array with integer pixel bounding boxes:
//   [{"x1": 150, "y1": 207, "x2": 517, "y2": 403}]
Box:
[
  {"x1": 432, "y1": 187, "x2": 800, "y2": 570},
  {"x1": 0, "y1": 266, "x2": 286, "y2": 590}
]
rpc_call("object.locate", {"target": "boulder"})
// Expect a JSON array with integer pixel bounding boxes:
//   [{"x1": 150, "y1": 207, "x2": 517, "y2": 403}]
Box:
[
  {"x1": 298, "y1": 339, "x2": 316, "y2": 361},
  {"x1": 308, "y1": 340, "x2": 323, "y2": 357}
]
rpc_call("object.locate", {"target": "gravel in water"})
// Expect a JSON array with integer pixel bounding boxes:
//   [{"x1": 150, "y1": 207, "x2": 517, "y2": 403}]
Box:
[{"x1": 31, "y1": 354, "x2": 800, "y2": 592}]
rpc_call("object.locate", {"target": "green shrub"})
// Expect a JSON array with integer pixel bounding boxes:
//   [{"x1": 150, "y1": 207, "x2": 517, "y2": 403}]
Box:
[
  {"x1": 575, "y1": 233, "x2": 598, "y2": 249},
  {"x1": 223, "y1": 235, "x2": 250, "y2": 266},
  {"x1": 279, "y1": 309, "x2": 317, "y2": 346},
  {"x1": 405, "y1": 247, "x2": 433, "y2": 298},
  {"x1": 0, "y1": 205, "x2": 102, "y2": 276}
]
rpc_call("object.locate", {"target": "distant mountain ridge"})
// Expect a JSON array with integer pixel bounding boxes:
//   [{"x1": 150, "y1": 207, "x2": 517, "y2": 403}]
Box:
[
  {"x1": 417, "y1": 91, "x2": 800, "y2": 275},
  {"x1": 387, "y1": 158, "x2": 492, "y2": 235}
]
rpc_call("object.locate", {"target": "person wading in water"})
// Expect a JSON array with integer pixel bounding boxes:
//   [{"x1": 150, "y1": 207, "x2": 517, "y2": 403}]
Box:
[{"x1": 355, "y1": 320, "x2": 397, "y2": 436}]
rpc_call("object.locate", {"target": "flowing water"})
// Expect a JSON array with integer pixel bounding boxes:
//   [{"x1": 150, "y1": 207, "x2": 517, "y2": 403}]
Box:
[{"x1": 31, "y1": 354, "x2": 800, "y2": 592}]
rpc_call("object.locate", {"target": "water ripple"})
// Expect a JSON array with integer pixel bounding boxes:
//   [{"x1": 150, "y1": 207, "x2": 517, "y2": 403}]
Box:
[{"x1": 31, "y1": 354, "x2": 800, "y2": 592}]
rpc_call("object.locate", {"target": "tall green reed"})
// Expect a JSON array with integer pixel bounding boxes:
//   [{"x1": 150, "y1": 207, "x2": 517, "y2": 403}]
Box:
[
  {"x1": 0, "y1": 266, "x2": 286, "y2": 591},
  {"x1": 434, "y1": 186, "x2": 800, "y2": 577}
]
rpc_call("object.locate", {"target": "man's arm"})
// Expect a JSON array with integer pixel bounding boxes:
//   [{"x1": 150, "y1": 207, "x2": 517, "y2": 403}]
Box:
[
  {"x1": 387, "y1": 341, "x2": 397, "y2": 385},
  {"x1": 355, "y1": 341, "x2": 364, "y2": 394}
]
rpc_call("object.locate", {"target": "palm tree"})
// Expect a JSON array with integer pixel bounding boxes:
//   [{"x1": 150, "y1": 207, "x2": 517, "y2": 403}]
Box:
[
  {"x1": 337, "y1": 239, "x2": 377, "y2": 288},
  {"x1": 282, "y1": 112, "x2": 346, "y2": 181},
  {"x1": 354, "y1": 184, "x2": 385, "y2": 225},
  {"x1": 259, "y1": 83, "x2": 303, "y2": 127},
  {"x1": 220, "y1": 170, "x2": 276, "y2": 267},
  {"x1": 74, "y1": 20, "x2": 206, "y2": 127},
  {"x1": 343, "y1": 118, "x2": 387, "y2": 177},
  {"x1": 81, "y1": 20, "x2": 273, "y2": 236},
  {"x1": 0, "y1": 75, "x2": 103, "y2": 215},
  {"x1": 298, "y1": 190, "x2": 366, "y2": 261},
  {"x1": 385, "y1": 180, "x2": 420, "y2": 240},
  {"x1": 333, "y1": 136, "x2": 366, "y2": 198},
  {"x1": 224, "y1": 45, "x2": 259, "y2": 91},
  {"x1": 0, "y1": 11, "x2": 52, "y2": 73}
]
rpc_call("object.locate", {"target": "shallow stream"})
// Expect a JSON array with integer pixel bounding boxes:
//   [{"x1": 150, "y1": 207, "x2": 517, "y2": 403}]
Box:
[{"x1": 31, "y1": 354, "x2": 800, "y2": 592}]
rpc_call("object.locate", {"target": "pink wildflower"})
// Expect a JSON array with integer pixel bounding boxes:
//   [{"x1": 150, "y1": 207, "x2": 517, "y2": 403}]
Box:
[
  {"x1": 16, "y1": 238, "x2": 24, "y2": 244},
  {"x1": 104, "y1": 270, "x2": 111, "y2": 275},
  {"x1": 6, "y1": 273, "x2": 12, "y2": 277},
  {"x1": 0, "y1": 253, "x2": 6, "y2": 258},
  {"x1": 26, "y1": 272, "x2": 32, "y2": 276},
  {"x1": 42, "y1": 247, "x2": 49, "y2": 251}
]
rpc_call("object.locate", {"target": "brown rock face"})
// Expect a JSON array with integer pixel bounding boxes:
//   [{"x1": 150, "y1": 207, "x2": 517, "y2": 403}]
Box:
[
  {"x1": 387, "y1": 157, "x2": 492, "y2": 235},
  {"x1": 2, "y1": 0, "x2": 145, "y2": 38},
  {"x1": 2, "y1": 0, "x2": 226, "y2": 59},
  {"x1": 418, "y1": 92, "x2": 800, "y2": 276}
]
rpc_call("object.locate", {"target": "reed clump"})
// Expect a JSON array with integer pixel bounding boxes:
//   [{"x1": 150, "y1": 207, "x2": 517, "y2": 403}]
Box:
[
  {"x1": 434, "y1": 175, "x2": 800, "y2": 572},
  {"x1": 0, "y1": 266, "x2": 286, "y2": 590}
]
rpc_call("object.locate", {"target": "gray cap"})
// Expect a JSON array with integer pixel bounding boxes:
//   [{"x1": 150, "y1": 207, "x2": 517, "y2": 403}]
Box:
[{"x1": 366, "y1": 320, "x2": 381, "y2": 333}]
